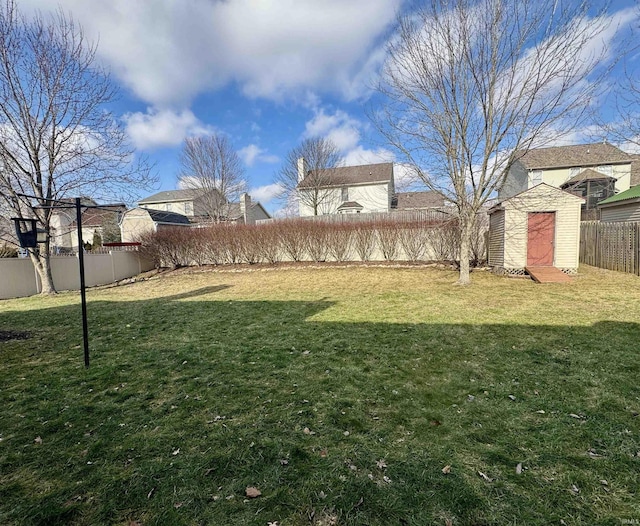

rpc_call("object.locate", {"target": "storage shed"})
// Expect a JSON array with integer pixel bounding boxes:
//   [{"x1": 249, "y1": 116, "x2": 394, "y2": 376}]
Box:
[
  {"x1": 598, "y1": 185, "x2": 640, "y2": 222},
  {"x1": 488, "y1": 183, "x2": 584, "y2": 275}
]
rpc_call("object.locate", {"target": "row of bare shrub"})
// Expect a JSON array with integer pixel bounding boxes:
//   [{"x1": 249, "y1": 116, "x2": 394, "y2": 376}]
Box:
[{"x1": 137, "y1": 218, "x2": 487, "y2": 269}]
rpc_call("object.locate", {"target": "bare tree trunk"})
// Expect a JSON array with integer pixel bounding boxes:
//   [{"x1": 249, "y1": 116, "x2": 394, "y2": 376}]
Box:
[
  {"x1": 456, "y1": 218, "x2": 473, "y2": 285},
  {"x1": 30, "y1": 251, "x2": 56, "y2": 294}
]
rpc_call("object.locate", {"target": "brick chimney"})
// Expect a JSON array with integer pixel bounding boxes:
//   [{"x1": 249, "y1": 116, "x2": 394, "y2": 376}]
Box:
[
  {"x1": 240, "y1": 192, "x2": 253, "y2": 224},
  {"x1": 297, "y1": 157, "x2": 306, "y2": 183}
]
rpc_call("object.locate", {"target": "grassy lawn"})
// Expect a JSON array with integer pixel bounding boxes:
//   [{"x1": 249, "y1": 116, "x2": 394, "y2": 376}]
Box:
[{"x1": 1, "y1": 264, "x2": 639, "y2": 526}]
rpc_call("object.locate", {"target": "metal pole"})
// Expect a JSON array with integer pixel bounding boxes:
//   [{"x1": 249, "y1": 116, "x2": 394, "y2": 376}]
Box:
[{"x1": 76, "y1": 198, "x2": 90, "y2": 368}]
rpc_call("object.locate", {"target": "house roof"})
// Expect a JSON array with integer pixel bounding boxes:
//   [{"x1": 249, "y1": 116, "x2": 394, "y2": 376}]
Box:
[
  {"x1": 598, "y1": 185, "x2": 640, "y2": 207},
  {"x1": 145, "y1": 209, "x2": 191, "y2": 224},
  {"x1": 561, "y1": 168, "x2": 616, "y2": 186},
  {"x1": 516, "y1": 143, "x2": 631, "y2": 170},
  {"x1": 394, "y1": 191, "x2": 444, "y2": 209},
  {"x1": 139, "y1": 188, "x2": 214, "y2": 204},
  {"x1": 70, "y1": 204, "x2": 127, "y2": 227},
  {"x1": 298, "y1": 162, "x2": 393, "y2": 189},
  {"x1": 337, "y1": 201, "x2": 364, "y2": 210},
  {"x1": 225, "y1": 202, "x2": 271, "y2": 220}
]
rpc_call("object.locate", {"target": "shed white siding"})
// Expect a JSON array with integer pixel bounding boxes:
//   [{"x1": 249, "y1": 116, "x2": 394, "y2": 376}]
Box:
[
  {"x1": 490, "y1": 184, "x2": 583, "y2": 272},
  {"x1": 488, "y1": 209, "x2": 505, "y2": 267}
]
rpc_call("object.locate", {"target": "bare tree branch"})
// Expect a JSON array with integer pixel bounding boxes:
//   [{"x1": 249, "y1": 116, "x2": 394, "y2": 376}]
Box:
[
  {"x1": 0, "y1": 0, "x2": 155, "y2": 293},
  {"x1": 276, "y1": 137, "x2": 342, "y2": 216},
  {"x1": 177, "y1": 134, "x2": 246, "y2": 221},
  {"x1": 374, "y1": 0, "x2": 620, "y2": 284}
]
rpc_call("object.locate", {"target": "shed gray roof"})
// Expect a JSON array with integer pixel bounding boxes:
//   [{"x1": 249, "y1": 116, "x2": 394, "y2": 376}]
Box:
[
  {"x1": 139, "y1": 188, "x2": 215, "y2": 204},
  {"x1": 394, "y1": 191, "x2": 444, "y2": 209},
  {"x1": 516, "y1": 143, "x2": 631, "y2": 170},
  {"x1": 298, "y1": 162, "x2": 393, "y2": 188}
]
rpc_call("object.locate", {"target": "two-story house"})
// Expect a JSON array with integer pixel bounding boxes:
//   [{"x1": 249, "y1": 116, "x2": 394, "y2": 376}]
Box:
[
  {"x1": 297, "y1": 161, "x2": 395, "y2": 216},
  {"x1": 499, "y1": 142, "x2": 635, "y2": 217},
  {"x1": 296, "y1": 160, "x2": 444, "y2": 216},
  {"x1": 138, "y1": 188, "x2": 224, "y2": 219}
]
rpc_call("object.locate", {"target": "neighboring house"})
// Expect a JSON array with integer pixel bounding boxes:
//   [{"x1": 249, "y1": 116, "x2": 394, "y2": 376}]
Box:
[
  {"x1": 297, "y1": 161, "x2": 395, "y2": 216},
  {"x1": 138, "y1": 189, "x2": 270, "y2": 224},
  {"x1": 224, "y1": 194, "x2": 271, "y2": 225},
  {"x1": 296, "y1": 160, "x2": 445, "y2": 216},
  {"x1": 499, "y1": 142, "x2": 633, "y2": 217},
  {"x1": 489, "y1": 183, "x2": 584, "y2": 274},
  {"x1": 598, "y1": 185, "x2": 640, "y2": 223},
  {"x1": 49, "y1": 200, "x2": 125, "y2": 251},
  {"x1": 120, "y1": 208, "x2": 191, "y2": 242},
  {"x1": 138, "y1": 188, "x2": 224, "y2": 219}
]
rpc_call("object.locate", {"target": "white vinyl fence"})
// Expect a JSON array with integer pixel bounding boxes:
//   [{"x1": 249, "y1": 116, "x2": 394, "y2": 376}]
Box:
[{"x1": 0, "y1": 251, "x2": 154, "y2": 300}]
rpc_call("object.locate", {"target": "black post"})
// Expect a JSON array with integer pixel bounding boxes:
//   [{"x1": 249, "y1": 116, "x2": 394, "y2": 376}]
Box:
[{"x1": 76, "y1": 198, "x2": 90, "y2": 368}]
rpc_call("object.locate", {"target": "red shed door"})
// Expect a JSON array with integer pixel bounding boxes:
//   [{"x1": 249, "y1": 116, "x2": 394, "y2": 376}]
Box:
[{"x1": 527, "y1": 212, "x2": 555, "y2": 266}]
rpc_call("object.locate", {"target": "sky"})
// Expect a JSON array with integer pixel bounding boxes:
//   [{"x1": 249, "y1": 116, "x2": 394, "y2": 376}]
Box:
[{"x1": 16, "y1": 0, "x2": 640, "y2": 214}]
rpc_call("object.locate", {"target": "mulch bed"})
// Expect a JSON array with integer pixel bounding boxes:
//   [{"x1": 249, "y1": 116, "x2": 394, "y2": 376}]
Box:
[{"x1": 0, "y1": 330, "x2": 31, "y2": 342}]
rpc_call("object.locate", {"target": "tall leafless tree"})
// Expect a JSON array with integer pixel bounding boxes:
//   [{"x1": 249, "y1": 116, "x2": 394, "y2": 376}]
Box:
[
  {"x1": 375, "y1": 0, "x2": 619, "y2": 284},
  {"x1": 276, "y1": 137, "x2": 342, "y2": 216},
  {"x1": 0, "y1": 0, "x2": 154, "y2": 293},
  {"x1": 177, "y1": 134, "x2": 246, "y2": 221}
]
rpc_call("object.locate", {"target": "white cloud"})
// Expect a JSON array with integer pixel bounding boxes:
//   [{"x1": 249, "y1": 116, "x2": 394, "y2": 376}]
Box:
[
  {"x1": 123, "y1": 108, "x2": 213, "y2": 150},
  {"x1": 238, "y1": 144, "x2": 279, "y2": 167},
  {"x1": 304, "y1": 108, "x2": 397, "y2": 169},
  {"x1": 249, "y1": 183, "x2": 283, "y2": 205},
  {"x1": 20, "y1": 0, "x2": 400, "y2": 106},
  {"x1": 304, "y1": 109, "x2": 362, "y2": 152}
]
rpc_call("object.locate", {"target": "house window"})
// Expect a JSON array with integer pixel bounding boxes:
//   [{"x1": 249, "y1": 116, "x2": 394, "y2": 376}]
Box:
[
  {"x1": 529, "y1": 170, "x2": 542, "y2": 186},
  {"x1": 596, "y1": 165, "x2": 613, "y2": 177},
  {"x1": 341, "y1": 187, "x2": 349, "y2": 202},
  {"x1": 184, "y1": 202, "x2": 193, "y2": 216}
]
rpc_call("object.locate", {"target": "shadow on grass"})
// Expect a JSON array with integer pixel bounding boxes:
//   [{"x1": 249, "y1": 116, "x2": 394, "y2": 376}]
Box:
[{"x1": 0, "y1": 292, "x2": 639, "y2": 526}]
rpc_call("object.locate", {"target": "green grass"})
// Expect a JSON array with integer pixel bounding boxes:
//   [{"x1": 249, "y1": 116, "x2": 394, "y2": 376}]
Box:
[{"x1": 0, "y1": 264, "x2": 639, "y2": 526}]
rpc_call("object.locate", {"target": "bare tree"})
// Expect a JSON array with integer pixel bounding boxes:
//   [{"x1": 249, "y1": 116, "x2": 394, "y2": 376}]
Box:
[
  {"x1": 178, "y1": 134, "x2": 246, "y2": 221},
  {"x1": 376, "y1": 0, "x2": 618, "y2": 284},
  {"x1": 276, "y1": 137, "x2": 342, "y2": 216},
  {"x1": 0, "y1": 1, "x2": 154, "y2": 293}
]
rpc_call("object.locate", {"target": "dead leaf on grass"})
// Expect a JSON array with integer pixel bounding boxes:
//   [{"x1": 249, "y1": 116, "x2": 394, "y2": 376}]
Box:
[
  {"x1": 245, "y1": 486, "x2": 261, "y2": 498},
  {"x1": 376, "y1": 459, "x2": 387, "y2": 469},
  {"x1": 34, "y1": 436, "x2": 42, "y2": 445},
  {"x1": 442, "y1": 465, "x2": 451, "y2": 474},
  {"x1": 516, "y1": 463, "x2": 523, "y2": 475},
  {"x1": 478, "y1": 471, "x2": 493, "y2": 482}
]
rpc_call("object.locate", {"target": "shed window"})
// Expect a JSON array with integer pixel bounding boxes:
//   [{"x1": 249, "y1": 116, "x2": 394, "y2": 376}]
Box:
[{"x1": 341, "y1": 187, "x2": 349, "y2": 201}]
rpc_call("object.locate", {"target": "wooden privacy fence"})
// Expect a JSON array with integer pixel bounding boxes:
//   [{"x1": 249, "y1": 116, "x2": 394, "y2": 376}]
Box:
[{"x1": 580, "y1": 221, "x2": 640, "y2": 275}]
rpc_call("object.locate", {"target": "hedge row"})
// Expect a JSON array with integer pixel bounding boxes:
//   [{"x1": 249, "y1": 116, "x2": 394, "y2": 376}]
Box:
[{"x1": 137, "y1": 218, "x2": 487, "y2": 269}]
